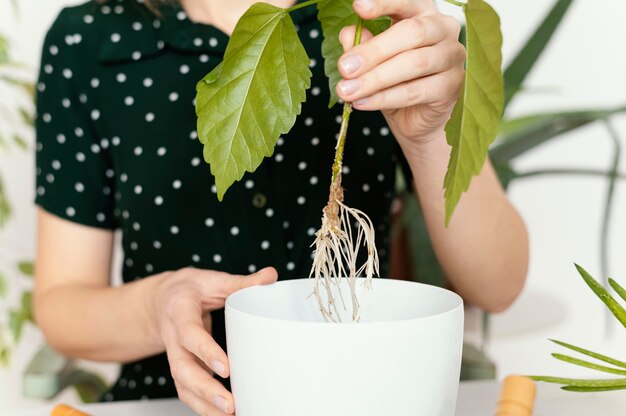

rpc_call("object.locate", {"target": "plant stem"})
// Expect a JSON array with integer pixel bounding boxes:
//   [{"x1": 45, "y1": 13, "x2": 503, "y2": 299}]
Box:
[
  {"x1": 330, "y1": 18, "x2": 365, "y2": 184},
  {"x1": 287, "y1": 0, "x2": 324, "y2": 13},
  {"x1": 443, "y1": 0, "x2": 465, "y2": 7}
]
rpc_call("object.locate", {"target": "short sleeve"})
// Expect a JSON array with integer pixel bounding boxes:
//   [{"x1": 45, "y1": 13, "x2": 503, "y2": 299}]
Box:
[{"x1": 35, "y1": 8, "x2": 118, "y2": 230}]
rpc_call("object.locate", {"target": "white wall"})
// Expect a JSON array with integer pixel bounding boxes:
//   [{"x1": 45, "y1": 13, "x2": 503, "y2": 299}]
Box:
[{"x1": 1, "y1": 0, "x2": 626, "y2": 410}]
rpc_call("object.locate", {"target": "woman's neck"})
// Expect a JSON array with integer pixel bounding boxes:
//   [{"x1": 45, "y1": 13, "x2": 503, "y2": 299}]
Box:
[{"x1": 181, "y1": 0, "x2": 297, "y2": 35}]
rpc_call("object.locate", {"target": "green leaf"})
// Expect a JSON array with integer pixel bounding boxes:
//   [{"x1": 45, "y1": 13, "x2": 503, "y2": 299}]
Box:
[
  {"x1": 8, "y1": 310, "x2": 24, "y2": 342},
  {"x1": 73, "y1": 373, "x2": 108, "y2": 403},
  {"x1": 18, "y1": 261, "x2": 34, "y2": 276},
  {"x1": 531, "y1": 375, "x2": 626, "y2": 391},
  {"x1": 443, "y1": 0, "x2": 504, "y2": 225},
  {"x1": 562, "y1": 385, "x2": 626, "y2": 392},
  {"x1": 0, "y1": 273, "x2": 7, "y2": 298},
  {"x1": 0, "y1": 176, "x2": 11, "y2": 228},
  {"x1": 490, "y1": 105, "x2": 626, "y2": 163},
  {"x1": 550, "y1": 339, "x2": 626, "y2": 369},
  {"x1": 196, "y1": 3, "x2": 311, "y2": 200},
  {"x1": 575, "y1": 263, "x2": 626, "y2": 328},
  {"x1": 609, "y1": 278, "x2": 626, "y2": 304},
  {"x1": 21, "y1": 291, "x2": 34, "y2": 323},
  {"x1": 552, "y1": 353, "x2": 626, "y2": 376},
  {"x1": 317, "y1": 0, "x2": 391, "y2": 107},
  {"x1": 503, "y1": 0, "x2": 573, "y2": 107}
]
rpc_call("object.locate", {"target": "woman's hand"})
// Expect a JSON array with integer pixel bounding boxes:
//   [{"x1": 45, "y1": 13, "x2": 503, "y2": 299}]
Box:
[
  {"x1": 151, "y1": 267, "x2": 278, "y2": 415},
  {"x1": 336, "y1": 0, "x2": 465, "y2": 146}
]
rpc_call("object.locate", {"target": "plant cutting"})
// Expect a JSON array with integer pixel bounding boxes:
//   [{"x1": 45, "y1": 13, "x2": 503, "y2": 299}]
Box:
[
  {"x1": 196, "y1": 0, "x2": 505, "y2": 321},
  {"x1": 531, "y1": 264, "x2": 626, "y2": 392}
]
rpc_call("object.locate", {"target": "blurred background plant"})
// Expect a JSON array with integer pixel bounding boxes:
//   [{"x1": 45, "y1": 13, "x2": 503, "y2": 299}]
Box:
[
  {"x1": 0, "y1": 0, "x2": 37, "y2": 367},
  {"x1": 392, "y1": 0, "x2": 625, "y2": 379},
  {"x1": 0, "y1": 0, "x2": 107, "y2": 402}
]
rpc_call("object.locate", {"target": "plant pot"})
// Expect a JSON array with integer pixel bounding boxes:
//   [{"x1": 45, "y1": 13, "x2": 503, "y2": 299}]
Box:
[{"x1": 225, "y1": 278, "x2": 464, "y2": 416}]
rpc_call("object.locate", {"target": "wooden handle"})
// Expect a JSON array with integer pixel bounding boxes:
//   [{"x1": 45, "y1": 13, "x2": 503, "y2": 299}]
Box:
[
  {"x1": 51, "y1": 404, "x2": 91, "y2": 416},
  {"x1": 495, "y1": 375, "x2": 536, "y2": 416}
]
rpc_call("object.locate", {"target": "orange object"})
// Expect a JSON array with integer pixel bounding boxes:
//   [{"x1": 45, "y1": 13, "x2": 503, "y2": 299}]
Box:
[
  {"x1": 495, "y1": 375, "x2": 537, "y2": 416},
  {"x1": 51, "y1": 404, "x2": 91, "y2": 416}
]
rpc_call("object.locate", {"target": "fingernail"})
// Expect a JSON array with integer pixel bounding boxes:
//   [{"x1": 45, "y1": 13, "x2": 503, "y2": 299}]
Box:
[
  {"x1": 212, "y1": 396, "x2": 228, "y2": 413},
  {"x1": 354, "y1": 97, "x2": 369, "y2": 106},
  {"x1": 210, "y1": 359, "x2": 226, "y2": 376},
  {"x1": 340, "y1": 55, "x2": 362, "y2": 75},
  {"x1": 338, "y1": 79, "x2": 361, "y2": 95},
  {"x1": 354, "y1": 0, "x2": 374, "y2": 12}
]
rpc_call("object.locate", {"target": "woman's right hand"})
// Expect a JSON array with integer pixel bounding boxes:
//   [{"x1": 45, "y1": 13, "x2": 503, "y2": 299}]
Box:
[{"x1": 151, "y1": 266, "x2": 278, "y2": 415}]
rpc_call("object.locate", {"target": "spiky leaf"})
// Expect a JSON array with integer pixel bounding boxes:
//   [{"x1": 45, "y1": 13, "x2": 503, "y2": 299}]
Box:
[
  {"x1": 531, "y1": 376, "x2": 626, "y2": 392},
  {"x1": 609, "y1": 278, "x2": 626, "y2": 304},
  {"x1": 503, "y1": 0, "x2": 573, "y2": 107},
  {"x1": 444, "y1": 0, "x2": 504, "y2": 225},
  {"x1": 575, "y1": 263, "x2": 626, "y2": 328},
  {"x1": 550, "y1": 339, "x2": 626, "y2": 369},
  {"x1": 317, "y1": 0, "x2": 391, "y2": 107},
  {"x1": 196, "y1": 3, "x2": 311, "y2": 200},
  {"x1": 552, "y1": 353, "x2": 626, "y2": 376}
]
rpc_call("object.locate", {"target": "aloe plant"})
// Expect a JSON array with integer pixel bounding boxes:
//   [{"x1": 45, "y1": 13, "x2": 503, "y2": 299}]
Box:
[{"x1": 532, "y1": 264, "x2": 626, "y2": 392}]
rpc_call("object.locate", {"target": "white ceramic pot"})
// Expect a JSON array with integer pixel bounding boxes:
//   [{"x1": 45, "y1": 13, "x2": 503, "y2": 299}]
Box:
[{"x1": 225, "y1": 278, "x2": 464, "y2": 416}]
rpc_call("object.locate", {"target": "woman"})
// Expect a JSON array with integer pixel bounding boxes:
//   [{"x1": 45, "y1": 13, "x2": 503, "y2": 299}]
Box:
[{"x1": 33, "y1": 0, "x2": 528, "y2": 414}]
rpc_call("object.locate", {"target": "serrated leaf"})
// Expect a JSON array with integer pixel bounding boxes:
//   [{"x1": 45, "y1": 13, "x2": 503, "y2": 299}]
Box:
[
  {"x1": 550, "y1": 339, "x2": 626, "y2": 369},
  {"x1": 18, "y1": 261, "x2": 34, "y2": 276},
  {"x1": 444, "y1": 0, "x2": 503, "y2": 225},
  {"x1": 552, "y1": 353, "x2": 626, "y2": 376},
  {"x1": 575, "y1": 263, "x2": 626, "y2": 328},
  {"x1": 196, "y1": 3, "x2": 311, "y2": 200},
  {"x1": 531, "y1": 375, "x2": 626, "y2": 391},
  {"x1": 317, "y1": 0, "x2": 391, "y2": 107},
  {"x1": 609, "y1": 278, "x2": 626, "y2": 304}
]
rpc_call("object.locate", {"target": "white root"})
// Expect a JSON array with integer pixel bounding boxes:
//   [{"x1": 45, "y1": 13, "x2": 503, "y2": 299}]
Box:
[{"x1": 308, "y1": 199, "x2": 380, "y2": 323}]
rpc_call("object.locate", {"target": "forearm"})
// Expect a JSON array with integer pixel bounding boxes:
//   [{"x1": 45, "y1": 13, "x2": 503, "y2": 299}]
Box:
[
  {"x1": 34, "y1": 274, "x2": 165, "y2": 362},
  {"x1": 399, "y1": 131, "x2": 529, "y2": 312}
]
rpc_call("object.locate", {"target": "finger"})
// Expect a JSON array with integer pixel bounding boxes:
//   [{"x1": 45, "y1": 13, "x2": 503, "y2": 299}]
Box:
[
  {"x1": 177, "y1": 382, "x2": 231, "y2": 416},
  {"x1": 352, "y1": 0, "x2": 438, "y2": 20},
  {"x1": 171, "y1": 301, "x2": 230, "y2": 378},
  {"x1": 169, "y1": 345, "x2": 234, "y2": 414},
  {"x1": 337, "y1": 40, "x2": 465, "y2": 102},
  {"x1": 352, "y1": 68, "x2": 465, "y2": 111},
  {"x1": 338, "y1": 15, "x2": 461, "y2": 79},
  {"x1": 338, "y1": 25, "x2": 374, "y2": 52}
]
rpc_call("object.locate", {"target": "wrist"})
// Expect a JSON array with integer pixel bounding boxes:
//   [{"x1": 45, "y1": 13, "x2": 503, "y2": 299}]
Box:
[
  {"x1": 138, "y1": 272, "x2": 169, "y2": 351},
  {"x1": 397, "y1": 129, "x2": 451, "y2": 164}
]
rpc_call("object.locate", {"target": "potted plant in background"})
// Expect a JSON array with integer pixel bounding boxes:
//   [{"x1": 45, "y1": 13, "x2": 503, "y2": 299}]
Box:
[{"x1": 393, "y1": 0, "x2": 625, "y2": 380}]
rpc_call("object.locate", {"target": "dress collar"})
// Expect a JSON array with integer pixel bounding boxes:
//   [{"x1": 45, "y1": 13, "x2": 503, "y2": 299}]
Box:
[{"x1": 98, "y1": 0, "x2": 317, "y2": 65}]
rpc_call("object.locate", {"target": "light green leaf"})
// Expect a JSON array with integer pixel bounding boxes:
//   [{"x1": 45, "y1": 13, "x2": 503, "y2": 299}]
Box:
[
  {"x1": 531, "y1": 375, "x2": 626, "y2": 391},
  {"x1": 552, "y1": 353, "x2": 626, "y2": 376},
  {"x1": 317, "y1": 0, "x2": 391, "y2": 107},
  {"x1": 550, "y1": 339, "x2": 626, "y2": 369},
  {"x1": 8, "y1": 310, "x2": 24, "y2": 342},
  {"x1": 18, "y1": 261, "x2": 34, "y2": 276},
  {"x1": 503, "y1": 0, "x2": 573, "y2": 108},
  {"x1": 575, "y1": 263, "x2": 626, "y2": 328},
  {"x1": 196, "y1": 3, "x2": 311, "y2": 200},
  {"x1": 21, "y1": 291, "x2": 34, "y2": 323},
  {"x1": 443, "y1": 0, "x2": 504, "y2": 225},
  {"x1": 0, "y1": 176, "x2": 11, "y2": 228},
  {"x1": 0, "y1": 272, "x2": 7, "y2": 298},
  {"x1": 609, "y1": 278, "x2": 626, "y2": 304}
]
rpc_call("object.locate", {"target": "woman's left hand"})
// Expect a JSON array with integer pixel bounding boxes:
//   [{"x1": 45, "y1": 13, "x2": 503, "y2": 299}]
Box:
[{"x1": 336, "y1": 0, "x2": 466, "y2": 146}]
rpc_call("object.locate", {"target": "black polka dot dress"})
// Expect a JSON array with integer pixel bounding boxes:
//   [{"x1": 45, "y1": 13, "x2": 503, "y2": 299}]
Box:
[{"x1": 35, "y1": 0, "x2": 400, "y2": 401}]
